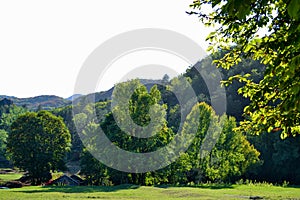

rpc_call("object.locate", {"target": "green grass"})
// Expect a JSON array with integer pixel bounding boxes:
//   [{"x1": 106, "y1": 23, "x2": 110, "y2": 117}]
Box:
[
  {"x1": 0, "y1": 184, "x2": 299, "y2": 200},
  {"x1": 0, "y1": 173, "x2": 23, "y2": 182}
]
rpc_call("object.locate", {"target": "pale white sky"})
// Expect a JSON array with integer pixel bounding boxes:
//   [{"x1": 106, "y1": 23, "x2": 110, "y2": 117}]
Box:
[{"x1": 0, "y1": 0, "x2": 212, "y2": 98}]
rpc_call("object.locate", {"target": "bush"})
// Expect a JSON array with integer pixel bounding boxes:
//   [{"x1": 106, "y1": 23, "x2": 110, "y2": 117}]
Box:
[{"x1": 4, "y1": 181, "x2": 23, "y2": 188}]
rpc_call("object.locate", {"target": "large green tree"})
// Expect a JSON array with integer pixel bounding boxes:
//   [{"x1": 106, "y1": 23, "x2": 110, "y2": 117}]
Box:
[
  {"x1": 79, "y1": 80, "x2": 174, "y2": 185},
  {"x1": 189, "y1": 0, "x2": 300, "y2": 138},
  {"x1": 7, "y1": 111, "x2": 71, "y2": 185},
  {"x1": 179, "y1": 102, "x2": 260, "y2": 183}
]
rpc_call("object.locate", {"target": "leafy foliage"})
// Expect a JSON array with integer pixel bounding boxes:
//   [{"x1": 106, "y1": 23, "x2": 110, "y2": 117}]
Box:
[
  {"x1": 184, "y1": 54, "x2": 265, "y2": 121},
  {"x1": 79, "y1": 80, "x2": 175, "y2": 185},
  {"x1": 0, "y1": 103, "x2": 27, "y2": 166},
  {"x1": 178, "y1": 103, "x2": 260, "y2": 183},
  {"x1": 189, "y1": 0, "x2": 300, "y2": 137},
  {"x1": 247, "y1": 132, "x2": 300, "y2": 184},
  {"x1": 79, "y1": 80, "x2": 259, "y2": 185},
  {"x1": 7, "y1": 111, "x2": 71, "y2": 185},
  {"x1": 0, "y1": 129, "x2": 8, "y2": 161}
]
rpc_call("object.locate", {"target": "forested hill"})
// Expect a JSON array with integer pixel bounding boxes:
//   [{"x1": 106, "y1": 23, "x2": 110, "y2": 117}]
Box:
[
  {"x1": 0, "y1": 95, "x2": 71, "y2": 110},
  {"x1": 183, "y1": 53, "x2": 265, "y2": 121}
]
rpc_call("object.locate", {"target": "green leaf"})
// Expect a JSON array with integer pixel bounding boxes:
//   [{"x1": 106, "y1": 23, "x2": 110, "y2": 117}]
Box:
[
  {"x1": 288, "y1": 0, "x2": 300, "y2": 20},
  {"x1": 290, "y1": 55, "x2": 300, "y2": 72},
  {"x1": 212, "y1": 0, "x2": 221, "y2": 8},
  {"x1": 267, "y1": 126, "x2": 274, "y2": 133}
]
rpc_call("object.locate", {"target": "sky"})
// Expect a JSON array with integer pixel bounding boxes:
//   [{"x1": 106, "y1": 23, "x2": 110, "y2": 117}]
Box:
[{"x1": 0, "y1": 0, "x2": 213, "y2": 98}]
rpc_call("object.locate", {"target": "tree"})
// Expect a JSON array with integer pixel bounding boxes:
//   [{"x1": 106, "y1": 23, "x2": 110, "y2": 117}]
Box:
[
  {"x1": 247, "y1": 132, "x2": 300, "y2": 184},
  {"x1": 0, "y1": 130, "x2": 8, "y2": 161},
  {"x1": 7, "y1": 111, "x2": 71, "y2": 185},
  {"x1": 0, "y1": 104, "x2": 27, "y2": 131},
  {"x1": 0, "y1": 104, "x2": 27, "y2": 165},
  {"x1": 79, "y1": 80, "x2": 175, "y2": 185},
  {"x1": 179, "y1": 102, "x2": 260, "y2": 183},
  {"x1": 184, "y1": 54, "x2": 265, "y2": 121},
  {"x1": 80, "y1": 149, "x2": 111, "y2": 186},
  {"x1": 203, "y1": 116, "x2": 260, "y2": 182},
  {"x1": 189, "y1": 0, "x2": 300, "y2": 138}
]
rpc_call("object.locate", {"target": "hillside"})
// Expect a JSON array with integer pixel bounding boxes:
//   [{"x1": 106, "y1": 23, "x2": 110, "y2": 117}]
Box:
[
  {"x1": 66, "y1": 94, "x2": 82, "y2": 101},
  {"x1": 0, "y1": 95, "x2": 71, "y2": 110},
  {"x1": 0, "y1": 79, "x2": 162, "y2": 110}
]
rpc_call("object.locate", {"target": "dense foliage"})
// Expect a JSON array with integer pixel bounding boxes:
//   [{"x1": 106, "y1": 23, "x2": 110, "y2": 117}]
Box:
[
  {"x1": 78, "y1": 80, "x2": 259, "y2": 185},
  {"x1": 2, "y1": 55, "x2": 300, "y2": 184},
  {"x1": 247, "y1": 132, "x2": 300, "y2": 183},
  {"x1": 7, "y1": 111, "x2": 71, "y2": 185},
  {"x1": 189, "y1": 0, "x2": 300, "y2": 138},
  {"x1": 180, "y1": 103, "x2": 260, "y2": 183},
  {"x1": 0, "y1": 100, "x2": 27, "y2": 166}
]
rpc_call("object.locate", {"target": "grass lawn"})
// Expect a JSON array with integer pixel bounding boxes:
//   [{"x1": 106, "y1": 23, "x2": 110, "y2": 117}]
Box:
[
  {"x1": 0, "y1": 184, "x2": 299, "y2": 200},
  {"x1": 0, "y1": 173, "x2": 23, "y2": 183}
]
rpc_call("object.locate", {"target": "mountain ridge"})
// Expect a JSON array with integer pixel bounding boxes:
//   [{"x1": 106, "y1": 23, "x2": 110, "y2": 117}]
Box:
[
  {"x1": 0, "y1": 95, "x2": 71, "y2": 110},
  {"x1": 0, "y1": 79, "x2": 164, "y2": 110}
]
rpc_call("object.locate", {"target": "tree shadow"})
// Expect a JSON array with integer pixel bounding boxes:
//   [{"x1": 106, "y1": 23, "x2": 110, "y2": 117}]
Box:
[
  {"x1": 286, "y1": 185, "x2": 300, "y2": 189},
  {"x1": 16, "y1": 184, "x2": 140, "y2": 194},
  {"x1": 155, "y1": 183, "x2": 234, "y2": 190},
  {"x1": 192, "y1": 183, "x2": 234, "y2": 189}
]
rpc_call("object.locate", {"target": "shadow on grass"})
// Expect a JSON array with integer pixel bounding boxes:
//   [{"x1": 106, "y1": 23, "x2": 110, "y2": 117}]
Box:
[
  {"x1": 287, "y1": 185, "x2": 300, "y2": 189},
  {"x1": 156, "y1": 183, "x2": 234, "y2": 190},
  {"x1": 15, "y1": 183, "x2": 300, "y2": 194},
  {"x1": 16, "y1": 184, "x2": 140, "y2": 194}
]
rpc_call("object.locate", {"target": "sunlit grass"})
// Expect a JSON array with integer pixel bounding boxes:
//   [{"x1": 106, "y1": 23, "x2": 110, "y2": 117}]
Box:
[
  {"x1": 0, "y1": 184, "x2": 299, "y2": 200},
  {"x1": 0, "y1": 173, "x2": 23, "y2": 182}
]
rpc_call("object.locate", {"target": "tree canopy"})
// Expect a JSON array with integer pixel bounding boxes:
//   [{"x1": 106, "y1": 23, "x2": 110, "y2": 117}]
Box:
[
  {"x1": 0, "y1": 103, "x2": 27, "y2": 165},
  {"x1": 7, "y1": 111, "x2": 71, "y2": 185},
  {"x1": 78, "y1": 79, "x2": 259, "y2": 185},
  {"x1": 189, "y1": 0, "x2": 300, "y2": 138}
]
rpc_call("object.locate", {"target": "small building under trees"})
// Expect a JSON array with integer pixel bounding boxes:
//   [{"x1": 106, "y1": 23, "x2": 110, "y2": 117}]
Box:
[{"x1": 52, "y1": 174, "x2": 84, "y2": 186}]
